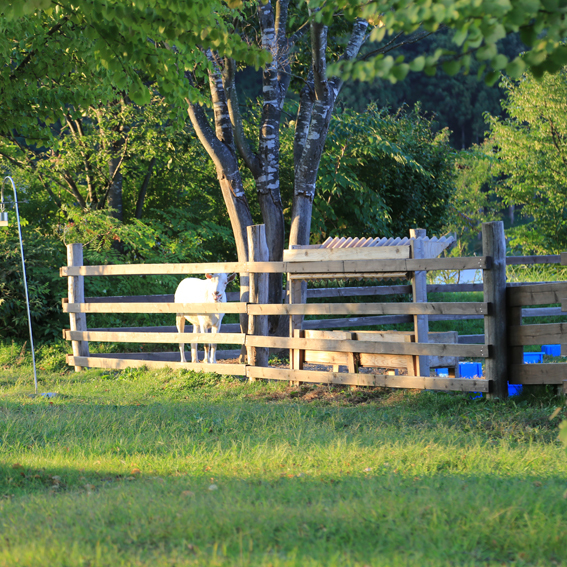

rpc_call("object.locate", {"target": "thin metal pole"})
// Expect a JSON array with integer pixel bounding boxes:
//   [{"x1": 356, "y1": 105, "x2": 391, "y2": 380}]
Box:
[{"x1": 2, "y1": 176, "x2": 38, "y2": 394}]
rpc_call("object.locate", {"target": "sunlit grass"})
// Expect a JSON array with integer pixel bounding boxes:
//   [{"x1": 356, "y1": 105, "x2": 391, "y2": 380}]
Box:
[{"x1": 1, "y1": 342, "x2": 566, "y2": 566}]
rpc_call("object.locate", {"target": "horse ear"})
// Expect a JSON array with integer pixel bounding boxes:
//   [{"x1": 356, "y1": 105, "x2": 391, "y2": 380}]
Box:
[
  {"x1": 205, "y1": 273, "x2": 213, "y2": 279},
  {"x1": 227, "y1": 273, "x2": 236, "y2": 283}
]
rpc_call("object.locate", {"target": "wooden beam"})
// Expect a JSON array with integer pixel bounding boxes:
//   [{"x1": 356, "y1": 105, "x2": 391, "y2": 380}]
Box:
[
  {"x1": 64, "y1": 330, "x2": 245, "y2": 344},
  {"x1": 306, "y1": 285, "x2": 412, "y2": 298},
  {"x1": 82, "y1": 283, "x2": 493, "y2": 308},
  {"x1": 247, "y1": 302, "x2": 489, "y2": 316},
  {"x1": 66, "y1": 355, "x2": 246, "y2": 375},
  {"x1": 245, "y1": 335, "x2": 488, "y2": 357},
  {"x1": 483, "y1": 222, "x2": 508, "y2": 398},
  {"x1": 288, "y1": 272, "x2": 409, "y2": 280},
  {"x1": 509, "y1": 363, "x2": 567, "y2": 384},
  {"x1": 246, "y1": 366, "x2": 490, "y2": 392},
  {"x1": 60, "y1": 257, "x2": 491, "y2": 278},
  {"x1": 63, "y1": 302, "x2": 247, "y2": 314},
  {"x1": 508, "y1": 323, "x2": 567, "y2": 346},
  {"x1": 283, "y1": 245, "x2": 411, "y2": 262},
  {"x1": 507, "y1": 282, "x2": 567, "y2": 307},
  {"x1": 505, "y1": 255, "x2": 561, "y2": 265},
  {"x1": 561, "y1": 252, "x2": 567, "y2": 265}
]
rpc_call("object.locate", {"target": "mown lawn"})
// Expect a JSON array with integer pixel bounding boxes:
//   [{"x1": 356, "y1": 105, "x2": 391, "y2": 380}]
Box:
[{"x1": 0, "y1": 350, "x2": 566, "y2": 567}]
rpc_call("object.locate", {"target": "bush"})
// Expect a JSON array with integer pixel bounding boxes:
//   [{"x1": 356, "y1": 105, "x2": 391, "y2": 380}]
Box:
[{"x1": 0, "y1": 225, "x2": 67, "y2": 341}]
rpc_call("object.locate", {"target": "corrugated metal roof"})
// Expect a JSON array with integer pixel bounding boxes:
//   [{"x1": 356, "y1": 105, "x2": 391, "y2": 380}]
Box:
[{"x1": 320, "y1": 235, "x2": 455, "y2": 248}]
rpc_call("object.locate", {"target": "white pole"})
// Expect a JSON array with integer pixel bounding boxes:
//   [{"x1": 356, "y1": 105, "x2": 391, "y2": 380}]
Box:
[{"x1": 2, "y1": 176, "x2": 38, "y2": 394}]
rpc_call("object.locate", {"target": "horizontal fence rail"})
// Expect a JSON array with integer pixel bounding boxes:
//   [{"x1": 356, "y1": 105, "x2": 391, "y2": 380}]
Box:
[
  {"x1": 60, "y1": 232, "x2": 567, "y2": 396},
  {"x1": 61, "y1": 256, "x2": 491, "y2": 277},
  {"x1": 62, "y1": 302, "x2": 248, "y2": 314},
  {"x1": 63, "y1": 331, "x2": 246, "y2": 345},
  {"x1": 246, "y1": 367, "x2": 490, "y2": 392}
]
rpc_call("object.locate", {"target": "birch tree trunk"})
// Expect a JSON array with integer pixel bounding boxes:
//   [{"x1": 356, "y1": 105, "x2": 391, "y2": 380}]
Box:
[
  {"x1": 290, "y1": 18, "x2": 369, "y2": 247},
  {"x1": 183, "y1": 7, "x2": 368, "y2": 338}
]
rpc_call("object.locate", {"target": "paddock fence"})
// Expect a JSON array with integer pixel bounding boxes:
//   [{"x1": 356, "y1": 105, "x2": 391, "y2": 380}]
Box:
[{"x1": 60, "y1": 223, "x2": 567, "y2": 398}]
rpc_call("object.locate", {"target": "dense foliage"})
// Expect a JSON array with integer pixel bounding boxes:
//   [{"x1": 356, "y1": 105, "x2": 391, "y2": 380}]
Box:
[
  {"x1": 308, "y1": 106, "x2": 456, "y2": 240},
  {"x1": 330, "y1": 0, "x2": 567, "y2": 84},
  {"x1": 487, "y1": 69, "x2": 567, "y2": 254}
]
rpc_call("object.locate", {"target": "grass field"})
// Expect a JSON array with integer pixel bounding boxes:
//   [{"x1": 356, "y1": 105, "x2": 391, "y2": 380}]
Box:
[{"x1": 1, "y1": 344, "x2": 567, "y2": 567}]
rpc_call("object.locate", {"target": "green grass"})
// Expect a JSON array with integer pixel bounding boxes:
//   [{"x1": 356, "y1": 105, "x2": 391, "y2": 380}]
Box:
[{"x1": 1, "y1": 343, "x2": 567, "y2": 567}]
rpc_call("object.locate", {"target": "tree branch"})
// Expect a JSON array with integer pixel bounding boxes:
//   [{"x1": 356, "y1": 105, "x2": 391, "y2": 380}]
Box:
[
  {"x1": 9, "y1": 16, "x2": 70, "y2": 81},
  {"x1": 135, "y1": 156, "x2": 156, "y2": 219},
  {"x1": 309, "y1": 13, "x2": 329, "y2": 101},
  {"x1": 63, "y1": 113, "x2": 98, "y2": 205},
  {"x1": 223, "y1": 57, "x2": 261, "y2": 177},
  {"x1": 206, "y1": 50, "x2": 235, "y2": 151}
]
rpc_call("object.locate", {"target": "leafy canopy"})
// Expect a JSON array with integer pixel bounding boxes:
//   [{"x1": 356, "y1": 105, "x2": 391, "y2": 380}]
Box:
[
  {"x1": 1, "y1": 0, "x2": 268, "y2": 134},
  {"x1": 320, "y1": 0, "x2": 567, "y2": 85}
]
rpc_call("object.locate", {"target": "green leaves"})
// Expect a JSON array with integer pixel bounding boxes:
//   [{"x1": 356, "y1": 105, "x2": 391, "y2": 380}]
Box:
[
  {"x1": 488, "y1": 67, "x2": 567, "y2": 253},
  {"x1": 319, "y1": 0, "x2": 567, "y2": 83}
]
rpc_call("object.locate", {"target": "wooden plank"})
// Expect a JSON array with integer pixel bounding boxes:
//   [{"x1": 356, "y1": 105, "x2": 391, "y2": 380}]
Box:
[
  {"x1": 245, "y1": 335, "x2": 488, "y2": 357},
  {"x1": 61, "y1": 262, "x2": 249, "y2": 277},
  {"x1": 303, "y1": 350, "x2": 349, "y2": 365},
  {"x1": 89, "y1": 350, "x2": 241, "y2": 361},
  {"x1": 246, "y1": 366, "x2": 490, "y2": 392},
  {"x1": 563, "y1": 344, "x2": 567, "y2": 356},
  {"x1": 283, "y1": 245, "x2": 411, "y2": 263},
  {"x1": 357, "y1": 352, "x2": 414, "y2": 371},
  {"x1": 307, "y1": 285, "x2": 412, "y2": 298},
  {"x1": 60, "y1": 257, "x2": 491, "y2": 278},
  {"x1": 248, "y1": 302, "x2": 489, "y2": 316},
  {"x1": 339, "y1": 257, "x2": 491, "y2": 273},
  {"x1": 523, "y1": 307, "x2": 564, "y2": 317},
  {"x1": 63, "y1": 302, "x2": 247, "y2": 314},
  {"x1": 85, "y1": 292, "x2": 241, "y2": 303},
  {"x1": 505, "y1": 255, "x2": 561, "y2": 265},
  {"x1": 302, "y1": 313, "x2": 484, "y2": 330},
  {"x1": 289, "y1": 272, "x2": 409, "y2": 280},
  {"x1": 64, "y1": 330, "x2": 245, "y2": 344},
  {"x1": 563, "y1": 298, "x2": 567, "y2": 312},
  {"x1": 483, "y1": 222, "x2": 508, "y2": 398},
  {"x1": 507, "y1": 282, "x2": 567, "y2": 307},
  {"x1": 508, "y1": 323, "x2": 567, "y2": 346},
  {"x1": 561, "y1": 252, "x2": 567, "y2": 265},
  {"x1": 67, "y1": 355, "x2": 246, "y2": 375},
  {"x1": 509, "y1": 364, "x2": 567, "y2": 384}
]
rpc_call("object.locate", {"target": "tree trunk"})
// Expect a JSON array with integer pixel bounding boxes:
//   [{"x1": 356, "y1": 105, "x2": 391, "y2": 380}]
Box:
[
  {"x1": 289, "y1": 18, "x2": 368, "y2": 247},
  {"x1": 108, "y1": 152, "x2": 124, "y2": 221}
]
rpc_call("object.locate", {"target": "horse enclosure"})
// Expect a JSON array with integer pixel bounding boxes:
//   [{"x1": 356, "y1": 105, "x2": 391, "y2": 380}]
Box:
[{"x1": 61, "y1": 222, "x2": 567, "y2": 398}]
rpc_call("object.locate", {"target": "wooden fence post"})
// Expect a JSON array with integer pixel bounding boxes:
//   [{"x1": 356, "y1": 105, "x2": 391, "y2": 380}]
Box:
[
  {"x1": 410, "y1": 228, "x2": 430, "y2": 377},
  {"x1": 239, "y1": 273, "x2": 249, "y2": 363},
  {"x1": 67, "y1": 243, "x2": 89, "y2": 371},
  {"x1": 246, "y1": 225, "x2": 269, "y2": 371},
  {"x1": 482, "y1": 221, "x2": 508, "y2": 398}
]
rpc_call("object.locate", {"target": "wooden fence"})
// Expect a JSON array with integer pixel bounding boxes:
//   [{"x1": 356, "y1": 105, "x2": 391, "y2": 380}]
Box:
[{"x1": 60, "y1": 223, "x2": 567, "y2": 398}]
